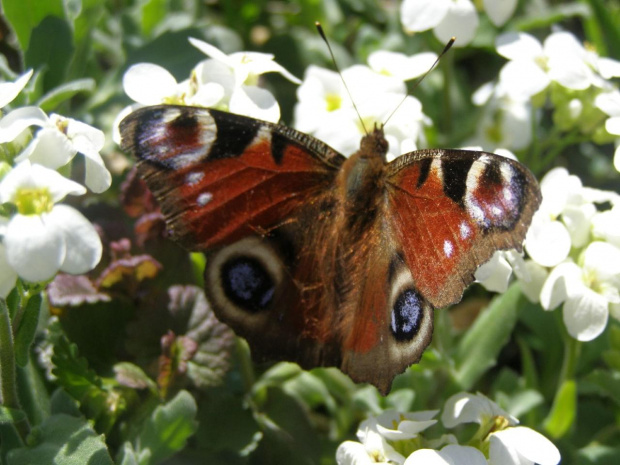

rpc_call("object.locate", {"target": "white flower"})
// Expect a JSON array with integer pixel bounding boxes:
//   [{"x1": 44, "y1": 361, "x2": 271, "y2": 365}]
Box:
[
  {"x1": 442, "y1": 392, "x2": 560, "y2": 465},
  {"x1": 470, "y1": 82, "x2": 533, "y2": 151},
  {"x1": 442, "y1": 392, "x2": 517, "y2": 428},
  {"x1": 188, "y1": 37, "x2": 300, "y2": 122},
  {"x1": 475, "y1": 250, "x2": 524, "y2": 293},
  {"x1": 0, "y1": 70, "x2": 33, "y2": 109},
  {"x1": 594, "y1": 90, "x2": 620, "y2": 172},
  {"x1": 540, "y1": 242, "x2": 620, "y2": 341},
  {"x1": 0, "y1": 161, "x2": 102, "y2": 290},
  {"x1": 337, "y1": 422, "x2": 405, "y2": 465},
  {"x1": 404, "y1": 445, "x2": 487, "y2": 465},
  {"x1": 294, "y1": 64, "x2": 428, "y2": 160},
  {"x1": 496, "y1": 31, "x2": 619, "y2": 101},
  {"x1": 360, "y1": 410, "x2": 438, "y2": 441},
  {"x1": 0, "y1": 107, "x2": 110, "y2": 193},
  {"x1": 400, "y1": 0, "x2": 479, "y2": 47},
  {"x1": 122, "y1": 63, "x2": 188, "y2": 105},
  {"x1": 525, "y1": 168, "x2": 589, "y2": 268}
]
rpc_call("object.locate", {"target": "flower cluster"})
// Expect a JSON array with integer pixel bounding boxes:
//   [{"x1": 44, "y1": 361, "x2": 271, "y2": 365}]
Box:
[
  {"x1": 336, "y1": 392, "x2": 560, "y2": 464},
  {"x1": 115, "y1": 37, "x2": 301, "y2": 143},
  {"x1": 469, "y1": 30, "x2": 620, "y2": 154},
  {"x1": 519, "y1": 168, "x2": 620, "y2": 341},
  {"x1": 0, "y1": 71, "x2": 109, "y2": 297},
  {"x1": 293, "y1": 51, "x2": 436, "y2": 160}
]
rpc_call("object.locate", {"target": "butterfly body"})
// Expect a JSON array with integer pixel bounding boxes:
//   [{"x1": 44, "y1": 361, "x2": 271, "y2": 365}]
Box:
[{"x1": 121, "y1": 105, "x2": 541, "y2": 394}]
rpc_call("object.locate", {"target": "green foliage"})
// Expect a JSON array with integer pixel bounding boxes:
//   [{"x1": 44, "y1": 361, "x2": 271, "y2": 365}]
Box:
[{"x1": 7, "y1": 414, "x2": 114, "y2": 465}]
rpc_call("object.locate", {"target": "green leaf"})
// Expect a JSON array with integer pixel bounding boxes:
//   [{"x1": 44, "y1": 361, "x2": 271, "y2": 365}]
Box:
[
  {"x1": 2, "y1": 0, "x2": 65, "y2": 51},
  {"x1": 13, "y1": 294, "x2": 41, "y2": 368},
  {"x1": 584, "y1": 369, "x2": 620, "y2": 407},
  {"x1": 453, "y1": 283, "x2": 521, "y2": 389},
  {"x1": 37, "y1": 78, "x2": 96, "y2": 112},
  {"x1": 116, "y1": 442, "x2": 140, "y2": 465},
  {"x1": 7, "y1": 414, "x2": 113, "y2": 465},
  {"x1": 136, "y1": 390, "x2": 197, "y2": 465},
  {"x1": 544, "y1": 379, "x2": 576, "y2": 438},
  {"x1": 24, "y1": 16, "x2": 74, "y2": 91},
  {"x1": 140, "y1": 0, "x2": 168, "y2": 37},
  {"x1": 0, "y1": 407, "x2": 27, "y2": 425},
  {"x1": 195, "y1": 389, "x2": 259, "y2": 454},
  {"x1": 49, "y1": 322, "x2": 125, "y2": 433}
]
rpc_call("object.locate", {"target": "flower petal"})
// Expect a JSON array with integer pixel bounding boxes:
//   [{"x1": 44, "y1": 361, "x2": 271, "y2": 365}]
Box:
[
  {"x1": 400, "y1": 0, "x2": 451, "y2": 32},
  {"x1": 405, "y1": 445, "x2": 487, "y2": 465},
  {"x1": 484, "y1": 0, "x2": 517, "y2": 26},
  {"x1": 0, "y1": 161, "x2": 86, "y2": 204},
  {"x1": 525, "y1": 217, "x2": 571, "y2": 267},
  {"x1": 229, "y1": 85, "x2": 280, "y2": 122},
  {"x1": 4, "y1": 213, "x2": 64, "y2": 282},
  {"x1": 0, "y1": 70, "x2": 33, "y2": 108},
  {"x1": 441, "y1": 392, "x2": 515, "y2": 428},
  {"x1": 336, "y1": 441, "x2": 374, "y2": 465},
  {"x1": 539, "y1": 261, "x2": 582, "y2": 310},
  {"x1": 499, "y1": 60, "x2": 550, "y2": 100},
  {"x1": 15, "y1": 127, "x2": 76, "y2": 168},
  {"x1": 496, "y1": 32, "x2": 543, "y2": 61},
  {"x1": 123, "y1": 63, "x2": 179, "y2": 104},
  {"x1": 563, "y1": 290, "x2": 609, "y2": 341},
  {"x1": 433, "y1": 0, "x2": 479, "y2": 47},
  {"x1": 519, "y1": 259, "x2": 549, "y2": 303},
  {"x1": 491, "y1": 427, "x2": 560, "y2": 465},
  {"x1": 0, "y1": 106, "x2": 49, "y2": 144},
  {"x1": 475, "y1": 251, "x2": 513, "y2": 293},
  {"x1": 47, "y1": 205, "x2": 102, "y2": 274}
]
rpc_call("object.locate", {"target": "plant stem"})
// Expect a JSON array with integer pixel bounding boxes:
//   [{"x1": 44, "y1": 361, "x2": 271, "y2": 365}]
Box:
[
  {"x1": 558, "y1": 320, "x2": 580, "y2": 387},
  {"x1": 235, "y1": 338, "x2": 255, "y2": 394},
  {"x1": 0, "y1": 299, "x2": 30, "y2": 443}
]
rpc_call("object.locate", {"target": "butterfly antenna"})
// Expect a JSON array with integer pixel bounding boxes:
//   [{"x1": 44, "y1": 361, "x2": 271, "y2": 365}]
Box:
[
  {"x1": 316, "y1": 22, "x2": 368, "y2": 135},
  {"x1": 383, "y1": 37, "x2": 456, "y2": 127}
]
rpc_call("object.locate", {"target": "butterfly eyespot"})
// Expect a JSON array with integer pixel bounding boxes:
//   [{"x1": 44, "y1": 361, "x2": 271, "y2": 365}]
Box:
[
  {"x1": 206, "y1": 236, "x2": 285, "y2": 320},
  {"x1": 221, "y1": 256, "x2": 275, "y2": 312},
  {"x1": 390, "y1": 288, "x2": 424, "y2": 342}
]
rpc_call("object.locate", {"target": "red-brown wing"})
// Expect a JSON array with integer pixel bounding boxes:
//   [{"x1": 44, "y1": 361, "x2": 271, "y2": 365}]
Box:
[
  {"x1": 120, "y1": 105, "x2": 345, "y2": 251},
  {"x1": 386, "y1": 149, "x2": 541, "y2": 308}
]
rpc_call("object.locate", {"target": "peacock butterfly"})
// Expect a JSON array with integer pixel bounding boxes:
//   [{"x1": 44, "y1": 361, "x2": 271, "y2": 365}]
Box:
[{"x1": 120, "y1": 105, "x2": 541, "y2": 394}]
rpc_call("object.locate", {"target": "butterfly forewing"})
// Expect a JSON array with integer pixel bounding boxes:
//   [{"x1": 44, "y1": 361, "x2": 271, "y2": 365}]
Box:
[
  {"x1": 120, "y1": 105, "x2": 345, "y2": 250},
  {"x1": 386, "y1": 149, "x2": 541, "y2": 308}
]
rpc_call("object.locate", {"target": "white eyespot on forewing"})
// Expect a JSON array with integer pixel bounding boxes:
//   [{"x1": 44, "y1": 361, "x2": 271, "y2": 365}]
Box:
[
  {"x1": 459, "y1": 221, "x2": 471, "y2": 240},
  {"x1": 186, "y1": 171, "x2": 205, "y2": 186},
  {"x1": 196, "y1": 192, "x2": 213, "y2": 206},
  {"x1": 443, "y1": 239, "x2": 454, "y2": 258}
]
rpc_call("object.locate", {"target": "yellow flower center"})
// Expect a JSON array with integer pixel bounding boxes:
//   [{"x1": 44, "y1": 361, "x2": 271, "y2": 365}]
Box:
[
  {"x1": 14, "y1": 187, "x2": 54, "y2": 215},
  {"x1": 325, "y1": 93, "x2": 342, "y2": 112}
]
